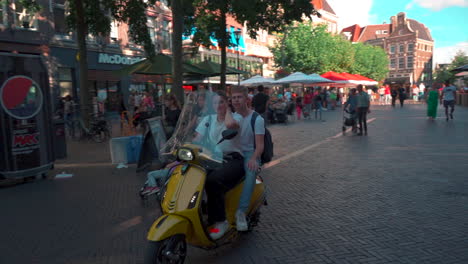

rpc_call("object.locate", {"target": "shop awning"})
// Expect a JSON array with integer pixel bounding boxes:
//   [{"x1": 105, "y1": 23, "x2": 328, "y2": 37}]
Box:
[
  {"x1": 274, "y1": 72, "x2": 334, "y2": 84},
  {"x1": 114, "y1": 53, "x2": 210, "y2": 76},
  {"x1": 195, "y1": 60, "x2": 248, "y2": 76},
  {"x1": 321, "y1": 71, "x2": 353, "y2": 83},
  {"x1": 384, "y1": 77, "x2": 410, "y2": 84},
  {"x1": 240, "y1": 75, "x2": 275, "y2": 86}
]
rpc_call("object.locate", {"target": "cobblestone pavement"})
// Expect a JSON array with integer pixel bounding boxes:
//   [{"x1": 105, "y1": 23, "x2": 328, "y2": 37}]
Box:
[{"x1": 1, "y1": 104, "x2": 467, "y2": 264}]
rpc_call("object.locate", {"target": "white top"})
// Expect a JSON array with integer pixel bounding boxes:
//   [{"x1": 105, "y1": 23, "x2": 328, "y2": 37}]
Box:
[
  {"x1": 367, "y1": 89, "x2": 373, "y2": 95},
  {"x1": 419, "y1": 83, "x2": 425, "y2": 92},
  {"x1": 233, "y1": 111, "x2": 265, "y2": 152},
  {"x1": 379, "y1": 87, "x2": 385, "y2": 94},
  {"x1": 443, "y1": 86, "x2": 457, "y2": 101},
  {"x1": 196, "y1": 114, "x2": 243, "y2": 155}
]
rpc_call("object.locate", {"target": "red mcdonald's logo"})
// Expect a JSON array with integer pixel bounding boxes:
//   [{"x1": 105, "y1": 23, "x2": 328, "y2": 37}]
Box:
[{"x1": 13, "y1": 133, "x2": 39, "y2": 147}]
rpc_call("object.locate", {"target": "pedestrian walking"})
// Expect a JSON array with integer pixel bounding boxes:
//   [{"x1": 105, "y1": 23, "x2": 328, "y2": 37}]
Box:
[
  {"x1": 329, "y1": 89, "x2": 337, "y2": 110},
  {"x1": 384, "y1": 84, "x2": 391, "y2": 105},
  {"x1": 63, "y1": 95, "x2": 74, "y2": 133},
  {"x1": 303, "y1": 89, "x2": 313, "y2": 118},
  {"x1": 426, "y1": 85, "x2": 439, "y2": 121},
  {"x1": 378, "y1": 86, "x2": 385, "y2": 105},
  {"x1": 440, "y1": 80, "x2": 457, "y2": 121},
  {"x1": 314, "y1": 88, "x2": 323, "y2": 120},
  {"x1": 321, "y1": 88, "x2": 328, "y2": 110},
  {"x1": 252, "y1": 85, "x2": 270, "y2": 121},
  {"x1": 295, "y1": 95, "x2": 303, "y2": 120},
  {"x1": 367, "y1": 88, "x2": 374, "y2": 103},
  {"x1": 412, "y1": 85, "x2": 420, "y2": 102},
  {"x1": 356, "y1": 85, "x2": 371, "y2": 136},
  {"x1": 398, "y1": 86, "x2": 406, "y2": 107},
  {"x1": 391, "y1": 87, "x2": 398, "y2": 107},
  {"x1": 343, "y1": 88, "x2": 358, "y2": 133},
  {"x1": 142, "y1": 91, "x2": 155, "y2": 112}
]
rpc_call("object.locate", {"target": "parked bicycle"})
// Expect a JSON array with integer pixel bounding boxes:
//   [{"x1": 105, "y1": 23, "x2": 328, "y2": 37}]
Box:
[{"x1": 70, "y1": 113, "x2": 111, "y2": 143}]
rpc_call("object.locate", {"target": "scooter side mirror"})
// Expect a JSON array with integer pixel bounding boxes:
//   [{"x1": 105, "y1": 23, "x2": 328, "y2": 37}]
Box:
[{"x1": 217, "y1": 129, "x2": 238, "y2": 144}]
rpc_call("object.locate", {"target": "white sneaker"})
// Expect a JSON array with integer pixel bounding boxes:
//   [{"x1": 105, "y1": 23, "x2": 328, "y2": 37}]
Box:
[
  {"x1": 236, "y1": 210, "x2": 248, "y2": 231},
  {"x1": 209, "y1": 221, "x2": 229, "y2": 240}
]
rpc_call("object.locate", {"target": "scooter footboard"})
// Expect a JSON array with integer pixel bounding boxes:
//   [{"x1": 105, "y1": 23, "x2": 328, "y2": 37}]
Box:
[{"x1": 147, "y1": 215, "x2": 192, "y2": 242}]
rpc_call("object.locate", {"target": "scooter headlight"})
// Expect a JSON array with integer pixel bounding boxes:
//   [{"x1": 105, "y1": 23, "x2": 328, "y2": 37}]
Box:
[{"x1": 177, "y1": 148, "x2": 194, "y2": 161}]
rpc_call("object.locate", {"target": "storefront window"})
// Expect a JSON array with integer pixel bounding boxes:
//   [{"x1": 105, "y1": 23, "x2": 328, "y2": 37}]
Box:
[{"x1": 58, "y1": 68, "x2": 73, "y2": 97}]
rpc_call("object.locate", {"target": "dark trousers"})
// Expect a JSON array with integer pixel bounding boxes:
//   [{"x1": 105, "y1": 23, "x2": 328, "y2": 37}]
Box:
[
  {"x1": 391, "y1": 96, "x2": 397, "y2": 107},
  {"x1": 357, "y1": 107, "x2": 369, "y2": 133},
  {"x1": 205, "y1": 153, "x2": 245, "y2": 223},
  {"x1": 399, "y1": 98, "x2": 405, "y2": 107}
]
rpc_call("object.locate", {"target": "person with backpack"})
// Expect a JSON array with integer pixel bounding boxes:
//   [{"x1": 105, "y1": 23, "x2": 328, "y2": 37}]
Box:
[
  {"x1": 231, "y1": 86, "x2": 273, "y2": 231},
  {"x1": 252, "y1": 85, "x2": 270, "y2": 121}
]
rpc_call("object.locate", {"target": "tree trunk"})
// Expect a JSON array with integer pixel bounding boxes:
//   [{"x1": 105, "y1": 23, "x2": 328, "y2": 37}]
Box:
[
  {"x1": 75, "y1": 0, "x2": 90, "y2": 128},
  {"x1": 171, "y1": 0, "x2": 184, "y2": 104},
  {"x1": 219, "y1": 7, "x2": 227, "y2": 91}
]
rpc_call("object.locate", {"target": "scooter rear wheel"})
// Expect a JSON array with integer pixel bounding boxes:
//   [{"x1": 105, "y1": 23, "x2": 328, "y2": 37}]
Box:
[{"x1": 144, "y1": 234, "x2": 186, "y2": 264}]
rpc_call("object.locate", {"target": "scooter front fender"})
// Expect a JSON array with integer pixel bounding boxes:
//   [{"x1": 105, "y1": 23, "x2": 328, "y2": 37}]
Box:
[{"x1": 147, "y1": 214, "x2": 192, "y2": 242}]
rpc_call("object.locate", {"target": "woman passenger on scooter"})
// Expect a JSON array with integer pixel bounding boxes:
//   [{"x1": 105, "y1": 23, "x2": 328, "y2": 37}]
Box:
[{"x1": 193, "y1": 91, "x2": 245, "y2": 240}]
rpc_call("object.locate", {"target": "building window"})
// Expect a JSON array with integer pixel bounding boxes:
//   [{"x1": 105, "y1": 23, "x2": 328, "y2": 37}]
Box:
[
  {"x1": 407, "y1": 56, "x2": 413, "y2": 68},
  {"x1": 54, "y1": 0, "x2": 71, "y2": 36},
  {"x1": 390, "y1": 45, "x2": 395, "y2": 54},
  {"x1": 58, "y1": 68, "x2": 74, "y2": 97},
  {"x1": 408, "y1": 43, "x2": 414, "y2": 52},
  {"x1": 160, "y1": 20, "x2": 171, "y2": 50},
  {"x1": 13, "y1": 0, "x2": 39, "y2": 30},
  {"x1": 398, "y1": 58, "x2": 405, "y2": 69},
  {"x1": 399, "y1": 45, "x2": 404, "y2": 53},
  {"x1": 390, "y1": 58, "x2": 396, "y2": 69},
  {"x1": 110, "y1": 20, "x2": 119, "y2": 42}
]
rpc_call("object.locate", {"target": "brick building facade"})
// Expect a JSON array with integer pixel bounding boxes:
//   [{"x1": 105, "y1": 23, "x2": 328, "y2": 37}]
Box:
[{"x1": 341, "y1": 12, "x2": 434, "y2": 86}]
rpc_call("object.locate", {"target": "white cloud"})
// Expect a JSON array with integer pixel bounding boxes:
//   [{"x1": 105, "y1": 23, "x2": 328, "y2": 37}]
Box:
[
  {"x1": 407, "y1": 0, "x2": 468, "y2": 11},
  {"x1": 327, "y1": 0, "x2": 375, "y2": 30},
  {"x1": 434, "y1": 41, "x2": 468, "y2": 65}
]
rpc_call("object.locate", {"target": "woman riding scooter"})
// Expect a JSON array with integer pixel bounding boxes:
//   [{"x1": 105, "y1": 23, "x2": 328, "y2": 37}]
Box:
[
  {"x1": 192, "y1": 91, "x2": 244, "y2": 239},
  {"x1": 144, "y1": 91, "x2": 266, "y2": 263}
]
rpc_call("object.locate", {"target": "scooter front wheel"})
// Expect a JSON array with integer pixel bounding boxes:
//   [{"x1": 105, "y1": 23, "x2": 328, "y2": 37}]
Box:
[{"x1": 144, "y1": 234, "x2": 187, "y2": 264}]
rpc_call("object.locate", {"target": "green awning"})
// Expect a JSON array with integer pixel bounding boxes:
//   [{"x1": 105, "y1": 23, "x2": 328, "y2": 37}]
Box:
[
  {"x1": 195, "y1": 60, "x2": 249, "y2": 76},
  {"x1": 115, "y1": 53, "x2": 210, "y2": 76}
]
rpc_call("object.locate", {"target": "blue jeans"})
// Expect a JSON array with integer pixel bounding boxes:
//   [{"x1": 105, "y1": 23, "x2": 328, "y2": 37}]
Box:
[
  {"x1": 238, "y1": 151, "x2": 260, "y2": 213},
  {"x1": 146, "y1": 168, "x2": 170, "y2": 187}
]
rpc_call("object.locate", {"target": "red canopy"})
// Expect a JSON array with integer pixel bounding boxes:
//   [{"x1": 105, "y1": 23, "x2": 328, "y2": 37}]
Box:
[
  {"x1": 352, "y1": 74, "x2": 376, "y2": 82},
  {"x1": 321, "y1": 71, "x2": 351, "y2": 82}
]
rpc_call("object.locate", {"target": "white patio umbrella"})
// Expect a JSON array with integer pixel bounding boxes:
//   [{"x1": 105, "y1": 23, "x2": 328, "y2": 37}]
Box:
[
  {"x1": 274, "y1": 72, "x2": 332, "y2": 84},
  {"x1": 240, "y1": 75, "x2": 275, "y2": 86}
]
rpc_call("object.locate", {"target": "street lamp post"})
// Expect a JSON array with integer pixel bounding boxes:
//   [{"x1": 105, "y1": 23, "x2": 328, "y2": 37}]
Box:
[{"x1": 234, "y1": 30, "x2": 242, "y2": 88}]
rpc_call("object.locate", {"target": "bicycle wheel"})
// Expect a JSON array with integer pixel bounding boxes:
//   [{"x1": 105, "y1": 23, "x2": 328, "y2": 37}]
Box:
[{"x1": 92, "y1": 128, "x2": 105, "y2": 143}]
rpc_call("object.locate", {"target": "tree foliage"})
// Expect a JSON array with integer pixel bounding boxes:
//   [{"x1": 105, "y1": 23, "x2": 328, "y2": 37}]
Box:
[
  {"x1": 434, "y1": 50, "x2": 468, "y2": 84},
  {"x1": 271, "y1": 23, "x2": 389, "y2": 81},
  {"x1": 188, "y1": 0, "x2": 319, "y2": 89},
  {"x1": 67, "y1": 0, "x2": 156, "y2": 58}
]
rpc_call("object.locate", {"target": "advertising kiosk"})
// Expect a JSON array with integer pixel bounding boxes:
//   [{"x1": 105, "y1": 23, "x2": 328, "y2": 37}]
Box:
[{"x1": 0, "y1": 53, "x2": 54, "y2": 179}]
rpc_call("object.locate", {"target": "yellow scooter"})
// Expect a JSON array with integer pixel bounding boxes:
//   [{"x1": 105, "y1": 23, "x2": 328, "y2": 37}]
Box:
[{"x1": 144, "y1": 130, "x2": 267, "y2": 263}]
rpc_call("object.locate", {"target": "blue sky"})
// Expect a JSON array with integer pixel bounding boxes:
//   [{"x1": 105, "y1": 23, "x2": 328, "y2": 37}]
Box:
[{"x1": 328, "y1": 0, "x2": 468, "y2": 64}]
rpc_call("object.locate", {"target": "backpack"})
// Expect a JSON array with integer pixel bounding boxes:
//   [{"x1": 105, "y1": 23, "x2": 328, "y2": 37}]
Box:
[{"x1": 251, "y1": 112, "x2": 274, "y2": 164}]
